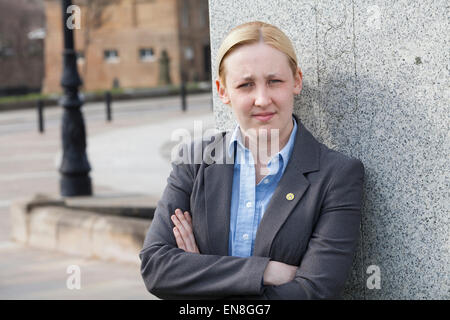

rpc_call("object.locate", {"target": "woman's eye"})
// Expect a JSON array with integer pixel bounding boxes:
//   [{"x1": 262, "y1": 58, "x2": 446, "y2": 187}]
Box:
[{"x1": 237, "y1": 80, "x2": 280, "y2": 88}]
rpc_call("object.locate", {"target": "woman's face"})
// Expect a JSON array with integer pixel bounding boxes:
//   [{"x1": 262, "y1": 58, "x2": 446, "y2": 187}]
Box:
[{"x1": 216, "y1": 42, "x2": 302, "y2": 139}]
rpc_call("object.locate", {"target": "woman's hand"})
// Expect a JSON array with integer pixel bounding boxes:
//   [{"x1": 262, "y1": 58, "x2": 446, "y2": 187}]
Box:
[
  {"x1": 171, "y1": 208, "x2": 200, "y2": 254},
  {"x1": 263, "y1": 261, "x2": 297, "y2": 286}
]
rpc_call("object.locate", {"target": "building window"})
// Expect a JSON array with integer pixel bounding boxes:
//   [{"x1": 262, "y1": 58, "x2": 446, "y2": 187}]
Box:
[
  {"x1": 104, "y1": 49, "x2": 119, "y2": 63},
  {"x1": 0, "y1": 47, "x2": 14, "y2": 58},
  {"x1": 0, "y1": 35, "x2": 14, "y2": 58},
  {"x1": 139, "y1": 48, "x2": 155, "y2": 62},
  {"x1": 203, "y1": 44, "x2": 211, "y2": 76},
  {"x1": 184, "y1": 46, "x2": 194, "y2": 61},
  {"x1": 76, "y1": 51, "x2": 85, "y2": 64},
  {"x1": 182, "y1": 1, "x2": 190, "y2": 28},
  {"x1": 198, "y1": 1, "x2": 207, "y2": 27}
]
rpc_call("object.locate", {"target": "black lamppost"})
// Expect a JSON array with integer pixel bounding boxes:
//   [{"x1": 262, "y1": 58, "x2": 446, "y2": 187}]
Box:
[{"x1": 59, "y1": 0, "x2": 92, "y2": 196}]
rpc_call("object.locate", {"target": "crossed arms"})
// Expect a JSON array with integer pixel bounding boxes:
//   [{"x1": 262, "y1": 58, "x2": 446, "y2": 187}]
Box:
[
  {"x1": 139, "y1": 158, "x2": 364, "y2": 299},
  {"x1": 171, "y1": 208, "x2": 297, "y2": 288}
]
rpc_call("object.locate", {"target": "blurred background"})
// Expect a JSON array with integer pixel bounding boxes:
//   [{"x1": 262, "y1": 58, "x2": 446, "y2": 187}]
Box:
[{"x1": 0, "y1": 0, "x2": 214, "y2": 299}]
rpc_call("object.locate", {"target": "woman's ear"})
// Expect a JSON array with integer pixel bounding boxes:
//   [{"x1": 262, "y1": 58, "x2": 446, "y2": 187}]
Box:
[
  {"x1": 215, "y1": 78, "x2": 231, "y2": 105},
  {"x1": 293, "y1": 67, "x2": 303, "y2": 95}
]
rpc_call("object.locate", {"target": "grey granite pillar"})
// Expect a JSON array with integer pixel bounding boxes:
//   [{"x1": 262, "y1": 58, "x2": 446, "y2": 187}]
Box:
[{"x1": 209, "y1": 0, "x2": 448, "y2": 299}]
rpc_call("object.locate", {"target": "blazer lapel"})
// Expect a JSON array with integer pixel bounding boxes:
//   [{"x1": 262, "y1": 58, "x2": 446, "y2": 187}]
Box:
[
  {"x1": 254, "y1": 117, "x2": 321, "y2": 257},
  {"x1": 204, "y1": 132, "x2": 234, "y2": 256}
]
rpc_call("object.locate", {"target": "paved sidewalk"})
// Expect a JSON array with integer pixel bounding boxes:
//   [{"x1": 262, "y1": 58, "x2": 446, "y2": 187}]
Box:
[{"x1": 0, "y1": 93, "x2": 214, "y2": 299}]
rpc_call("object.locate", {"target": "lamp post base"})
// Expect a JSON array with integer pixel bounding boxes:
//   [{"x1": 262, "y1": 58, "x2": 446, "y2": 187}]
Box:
[{"x1": 60, "y1": 175, "x2": 92, "y2": 197}]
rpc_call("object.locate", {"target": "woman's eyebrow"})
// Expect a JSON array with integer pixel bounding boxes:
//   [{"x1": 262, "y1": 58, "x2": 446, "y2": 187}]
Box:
[
  {"x1": 239, "y1": 76, "x2": 254, "y2": 82},
  {"x1": 232, "y1": 76, "x2": 253, "y2": 86},
  {"x1": 236, "y1": 73, "x2": 280, "y2": 82}
]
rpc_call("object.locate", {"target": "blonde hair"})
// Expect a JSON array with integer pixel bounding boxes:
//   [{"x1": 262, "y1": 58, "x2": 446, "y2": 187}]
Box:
[{"x1": 216, "y1": 21, "x2": 299, "y2": 88}]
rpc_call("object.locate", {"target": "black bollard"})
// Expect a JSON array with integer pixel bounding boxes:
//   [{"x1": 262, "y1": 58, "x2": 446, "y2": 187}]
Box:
[
  {"x1": 181, "y1": 80, "x2": 187, "y2": 112},
  {"x1": 105, "y1": 91, "x2": 112, "y2": 122},
  {"x1": 37, "y1": 99, "x2": 44, "y2": 133}
]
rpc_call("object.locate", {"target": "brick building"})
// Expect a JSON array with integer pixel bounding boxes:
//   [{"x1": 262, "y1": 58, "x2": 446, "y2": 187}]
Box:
[{"x1": 42, "y1": 0, "x2": 210, "y2": 94}]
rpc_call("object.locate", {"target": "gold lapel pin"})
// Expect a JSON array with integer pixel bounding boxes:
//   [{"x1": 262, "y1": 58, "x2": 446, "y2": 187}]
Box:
[{"x1": 286, "y1": 193, "x2": 294, "y2": 201}]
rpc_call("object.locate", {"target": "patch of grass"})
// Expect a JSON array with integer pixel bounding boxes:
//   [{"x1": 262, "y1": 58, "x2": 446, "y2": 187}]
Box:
[
  {"x1": 0, "y1": 93, "x2": 51, "y2": 104},
  {"x1": 0, "y1": 82, "x2": 209, "y2": 104},
  {"x1": 87, "y1": 87, "x2": 125, "y2": 97}
]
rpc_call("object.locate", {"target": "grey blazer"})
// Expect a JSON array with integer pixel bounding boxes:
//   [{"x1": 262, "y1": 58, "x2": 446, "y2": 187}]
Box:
[{"x1": 139, "y1": 115, "x2": 365, "y2": 300}]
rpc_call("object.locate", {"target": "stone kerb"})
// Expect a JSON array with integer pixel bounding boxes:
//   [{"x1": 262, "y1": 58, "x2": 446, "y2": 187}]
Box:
[{"x1": 10, "y1": 195, "x2": 152, "y2": 265}]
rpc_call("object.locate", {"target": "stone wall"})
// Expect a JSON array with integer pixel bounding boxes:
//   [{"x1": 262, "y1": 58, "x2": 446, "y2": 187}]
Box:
[{"x1": 209, "y1": 0, "x2": 448, "y2": 299}]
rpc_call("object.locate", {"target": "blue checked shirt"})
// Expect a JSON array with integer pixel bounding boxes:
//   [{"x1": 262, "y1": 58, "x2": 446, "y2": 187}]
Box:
[{"x1": 227, "y1": 117, "x2": 297, "y2": 257}]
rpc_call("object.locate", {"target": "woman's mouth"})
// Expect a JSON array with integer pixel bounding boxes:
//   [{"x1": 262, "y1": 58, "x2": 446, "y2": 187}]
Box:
[{"x1": 252, "y1": 112, "x2": 275, "y2": 122}]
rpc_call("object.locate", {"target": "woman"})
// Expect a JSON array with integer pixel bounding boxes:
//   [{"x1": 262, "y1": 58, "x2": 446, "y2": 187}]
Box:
[{"x1": 140, "y1": 21, "x2": 365, "y2": 300}]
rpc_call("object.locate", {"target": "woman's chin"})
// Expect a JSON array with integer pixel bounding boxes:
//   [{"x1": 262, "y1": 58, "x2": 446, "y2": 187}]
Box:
[
  {"x1": 252, "y1": 121, "x2": 280, "y2": 133},
  {"x1": 249, "y1": 125, "x2": 282, "y2": 142}
]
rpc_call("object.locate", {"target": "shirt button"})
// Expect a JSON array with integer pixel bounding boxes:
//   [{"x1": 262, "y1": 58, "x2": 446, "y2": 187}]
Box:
[
  {"x1": 242, "y1": 234, "x2": 249, "y2": 240},
  {"x1": 246, "y1": 201, "x2": 252, "y2": 208},
  {"x1": 264, "y1": 179, "x2": 269, "y2": 184}
]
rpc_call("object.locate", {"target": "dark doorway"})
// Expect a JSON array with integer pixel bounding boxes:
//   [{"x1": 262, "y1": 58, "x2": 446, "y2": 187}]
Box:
[{"x1": 203, "y1": 44, "x2": 211, "y2": 80}]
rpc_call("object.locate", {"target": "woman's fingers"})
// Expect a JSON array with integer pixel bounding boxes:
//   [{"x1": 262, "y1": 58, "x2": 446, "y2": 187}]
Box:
[
  {"x1": 181, "y1": 211, "x2": 199, "y2": 253},
  {"x1": 183, "y1": 212, "x2": 197, "y2": 249},
  {"x1": 172, "y1": 216, "x2": 196, "y2": 253},
  {"x1": 184, "y1": 211, "x2": 192, "y2": 224},
  {"x1": 171, "y1": 209, "x2": 199, "y2": 253},
  {"x1": 176, "y1": 209, "x2": 193, "y2": 233},
  {"x1": 171, "y1": 214, "x2": 189, "y2": 249},
  {"x1": 173, "y1": 227, "x2": 186, "y2": 251}
]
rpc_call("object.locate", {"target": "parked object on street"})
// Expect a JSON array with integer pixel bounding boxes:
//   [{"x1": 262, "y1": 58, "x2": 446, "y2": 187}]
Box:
[{"x1": 37, "y1": 99, "x2": 44, "y2": 133}]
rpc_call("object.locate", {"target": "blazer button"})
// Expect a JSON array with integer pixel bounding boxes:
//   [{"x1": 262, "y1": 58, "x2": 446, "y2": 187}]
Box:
[{"x1": 286, "y1": 193, "x2": 294, "y2": 201}]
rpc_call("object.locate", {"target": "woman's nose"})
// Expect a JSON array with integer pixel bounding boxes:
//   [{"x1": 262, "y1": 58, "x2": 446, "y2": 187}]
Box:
[{"x1": 254, "y1": 86, "x2": 272, "y2": 107}]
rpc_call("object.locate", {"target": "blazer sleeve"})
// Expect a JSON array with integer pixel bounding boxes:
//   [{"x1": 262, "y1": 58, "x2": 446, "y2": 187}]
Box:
[
  {"x1": 255, "y1": 158, "x2": 365, "y2": 300},
  {"x1": 139, "y1": 161, "x2": 270, "y2": 300}
]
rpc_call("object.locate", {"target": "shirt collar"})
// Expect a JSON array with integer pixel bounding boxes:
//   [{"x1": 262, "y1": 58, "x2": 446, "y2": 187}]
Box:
[{"x1": 227, "y1": 116, "x2": 298, "y2": 172}]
